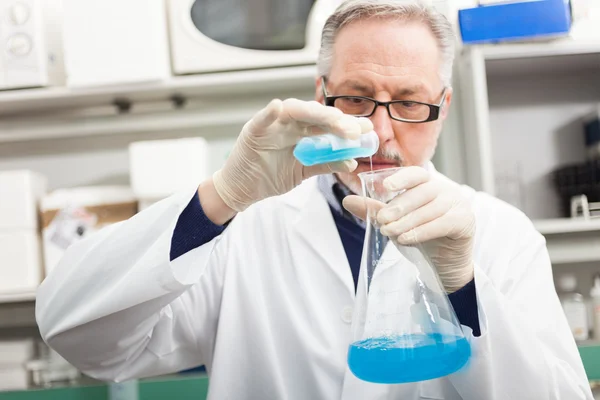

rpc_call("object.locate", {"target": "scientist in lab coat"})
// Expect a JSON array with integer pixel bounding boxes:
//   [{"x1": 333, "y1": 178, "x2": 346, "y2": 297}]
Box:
[{"x1": 36, "y1": 0, "x2": 592, "y2": 399}]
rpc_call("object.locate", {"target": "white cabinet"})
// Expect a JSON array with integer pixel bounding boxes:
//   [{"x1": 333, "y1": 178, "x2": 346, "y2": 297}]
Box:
[
  {"x1": 458, "y1": 39, "x2": 600, "y2": 265},
  {"x1": 459, "y1": 40, "x2": 600, "y2": 220}
]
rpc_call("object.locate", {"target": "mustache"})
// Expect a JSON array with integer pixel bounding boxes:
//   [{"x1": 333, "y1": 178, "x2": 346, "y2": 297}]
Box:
[{"x1": 370, "y1": 147, "x2": 403, "y2": 165}]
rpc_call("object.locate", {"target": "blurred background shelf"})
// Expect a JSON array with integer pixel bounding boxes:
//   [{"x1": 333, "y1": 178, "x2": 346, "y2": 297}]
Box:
[
  {"x1": 0, "y1": 291, "x2": 36, "y2": 304},
  {"x1": 474, "y1": 38, "x2": 600, "y2": 60},
  {"x1": 0, "y1": 65, "x2": 317, "y2": 117},
  {"x1": 532, "y1": 219, "x2": 600, "y2": 265},
  {"x1": 459, "y1": 41, "x2": 600, "y2": 221},
  {"x1": 534, "y1": 218, "x2": 600, "y2": 235}
]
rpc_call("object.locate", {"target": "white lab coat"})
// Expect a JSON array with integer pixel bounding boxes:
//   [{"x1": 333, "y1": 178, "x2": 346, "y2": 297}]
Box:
[{"x1": 36, "y1": 172, "x2": 593, "y2": 400}]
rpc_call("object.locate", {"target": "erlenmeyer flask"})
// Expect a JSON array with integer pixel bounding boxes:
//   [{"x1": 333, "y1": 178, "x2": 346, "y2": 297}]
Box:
[{"x1": 348, "y1": 167, "x2": 471, "y2": 384}]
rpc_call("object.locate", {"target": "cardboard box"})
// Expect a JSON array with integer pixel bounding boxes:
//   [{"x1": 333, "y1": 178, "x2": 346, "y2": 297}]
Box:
[{"x1": 41, "y1": 186, "x2": 137, "y2": 274}]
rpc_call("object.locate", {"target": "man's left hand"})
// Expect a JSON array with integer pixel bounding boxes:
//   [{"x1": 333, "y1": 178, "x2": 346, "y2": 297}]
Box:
[{"x1": 342, "y1": 166, "x2": 475, "y2": 293}]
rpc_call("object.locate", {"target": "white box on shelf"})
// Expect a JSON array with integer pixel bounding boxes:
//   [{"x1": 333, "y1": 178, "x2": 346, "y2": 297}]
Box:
[
  {"x1": 0, "y1": 170, "x2": 47, "y2": 231},
  {"x1": 0, "y1": 232, "x2": 43, "y2": 294},
  {"x1": 0, "y1": 366, "x2": 28, "y2": 391},
  {"x1": 61, "y1": 0, "x2": 170, "y2": 87},
  {"x1": 0, "y1": 339, "x2": 35, "y2": 365},
  {"x1": 129, "y1": 137, "x2": 209, "y2": 199}
]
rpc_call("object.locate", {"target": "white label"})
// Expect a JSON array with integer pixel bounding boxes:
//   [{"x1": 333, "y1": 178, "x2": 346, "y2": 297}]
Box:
[
  {"x1": 563, "y1": 302, "x2": 589, "y2": 340},
  {"x1": 109, "y1": 381, "x2": 139, "y2": 400},
  {"x1": 46, "y1": 206, "x2": 97, "y2": 250}
]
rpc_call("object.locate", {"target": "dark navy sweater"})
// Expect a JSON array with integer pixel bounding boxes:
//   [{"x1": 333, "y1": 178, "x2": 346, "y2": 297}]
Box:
[{"x1": 170, "y1": 192, "x2": 480, "y2": 337}]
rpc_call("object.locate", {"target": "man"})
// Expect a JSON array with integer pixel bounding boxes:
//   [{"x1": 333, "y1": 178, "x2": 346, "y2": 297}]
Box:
[{"x1": 36, "y1": 0, "x2": 592, "y2": 399}]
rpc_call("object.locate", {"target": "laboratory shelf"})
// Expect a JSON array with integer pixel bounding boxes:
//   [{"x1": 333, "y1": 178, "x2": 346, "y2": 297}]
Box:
[
  {"x1": 530, "y1": 218, "x2": 600, "y2": 265},
  {"x1": 534, "y1": 218, "x2": 600, "y2": 235},
  {"x1": 0, "y1": 291, "x2": 36, "y2": 304},
  {"x1": 474, "y1": 38, "x2": 600, "y2": 60},
  {"x1": 0, "y1": 65, "x2": 317, "y2": 117},
  {"x1": 0, "y1": 374, "x2": 209, "y2": 400},
  {"x1": 0, "y1": 65, "x2": 317, "y2": 143}
]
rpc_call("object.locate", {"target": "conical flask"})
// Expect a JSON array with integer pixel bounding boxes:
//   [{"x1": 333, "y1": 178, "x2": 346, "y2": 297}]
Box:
[{"x1": 348, "y1": 167, "x2": 471, "y2": 384}]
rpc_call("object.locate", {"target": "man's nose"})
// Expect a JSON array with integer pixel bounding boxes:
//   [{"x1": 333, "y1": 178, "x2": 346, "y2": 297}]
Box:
[{"x1": 370, "y1": 105, "x2": 395, "y2": 145}]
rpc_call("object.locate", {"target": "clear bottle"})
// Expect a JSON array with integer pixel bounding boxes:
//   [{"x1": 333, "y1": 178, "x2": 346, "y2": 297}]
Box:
[
  {"x1": 348, "y1": 167, "x2": 471, "y2": 384},
  {"x1": 293, "y1": 131, "x2": 379, "y2": 166},
  {"x1": 590, "y1": 273, "x2": 600, "y2": 340},
  {"x1": 559, "y1": 274, "x2": 589, "y2": 341},
  {"x1": 109, "y1": 380, "x2": 139, "y2": 400}
]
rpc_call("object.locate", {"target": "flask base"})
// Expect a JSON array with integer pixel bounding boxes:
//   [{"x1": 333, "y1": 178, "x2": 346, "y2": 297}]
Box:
[{"x1": 348, "y1": 333, "x2": 471, "y2": 384}]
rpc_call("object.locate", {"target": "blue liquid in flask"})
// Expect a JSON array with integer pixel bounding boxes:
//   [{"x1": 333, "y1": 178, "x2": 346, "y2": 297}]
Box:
[
  {"x1": 293, "y1": 131, "x2": 379, "y2": 166},
  {"x1": 348, "y1": 333, "x2": 471, "y2": 384}
]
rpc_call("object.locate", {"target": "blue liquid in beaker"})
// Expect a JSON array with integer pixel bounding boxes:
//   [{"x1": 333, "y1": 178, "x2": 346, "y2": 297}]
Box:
[{"x1": 347, "y1": 333, "x2": 471, "y2": 384}]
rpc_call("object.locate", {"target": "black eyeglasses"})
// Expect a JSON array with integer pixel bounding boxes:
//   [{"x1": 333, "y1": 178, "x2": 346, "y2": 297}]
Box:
[{"x1": 321, "y1": 77, "x2": 447, "y2": 123}]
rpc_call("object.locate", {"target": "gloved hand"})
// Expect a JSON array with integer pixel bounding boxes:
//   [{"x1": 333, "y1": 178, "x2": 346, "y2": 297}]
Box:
[
  {"x1": 342, "y1": 166, "x2": 475, "y2": 293},
  {"x1": 213, "y1": 98, "x2": 373, "y2": 212}
]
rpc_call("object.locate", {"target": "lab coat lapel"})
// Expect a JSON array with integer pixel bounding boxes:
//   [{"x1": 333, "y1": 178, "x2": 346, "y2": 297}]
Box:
[{"x1": 284, "y1": 179, "x2": 356, "y2": 298}]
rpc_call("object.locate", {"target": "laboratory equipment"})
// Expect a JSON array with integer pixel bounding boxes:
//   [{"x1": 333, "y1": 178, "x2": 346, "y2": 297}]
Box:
[
  {"x1": 459, "y1": 0, "x2": 572, "y2": 45},
  {"x1": 0, "y1": 0, "x2": 65, "y2": 91},
  {"x1": 590, "y1": 274, "x2": 600, "y2": 340},
  {"x1": 348, "y1": 167, "x2": 471, "y2": 384},
  {"x1": 25, "y1": 343, "x2": 80, "y2": 388},
  {"x1": 558, "y1": 274, "x2": 589, "y2": 341},
  {"x1": 167, "y1": 0, "x2": 341, "y2": 75},
  {"x1": 0, "y1": 339, "x2": 36, "y2": 390},
  {"x1": 109, "y1": 380, "x2": 139, "y2": 400},
  {"x1": 62, "y1": 0, "x2": 169, "y2": 87},
  {"x1": 553, "y1": 160, "x2": 600, "y2": 218},
  {"x1": 584, "y1": 107, "x2": 600, "y2": 160},
  {"x1": 294, "y1": 131, "x2": 379, "y2": 166}
]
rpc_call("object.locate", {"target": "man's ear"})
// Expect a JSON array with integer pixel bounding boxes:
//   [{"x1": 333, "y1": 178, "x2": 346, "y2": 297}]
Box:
[
  {"x1": 315, "y1": 77, "x2": 325, "y2": 105},
  {"x1": 440, "y1": 87, "x2": 453, "y2": 120}
]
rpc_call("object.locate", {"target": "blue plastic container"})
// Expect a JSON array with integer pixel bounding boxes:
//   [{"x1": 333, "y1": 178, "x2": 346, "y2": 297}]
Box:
[{"x1": 459, "y1": 0, "x2": 572, "y2": 44}]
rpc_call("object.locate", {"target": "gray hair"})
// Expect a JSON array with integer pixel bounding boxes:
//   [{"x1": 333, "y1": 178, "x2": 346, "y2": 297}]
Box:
[{"x1": 317, "y1": 0, "x2": 456, "y2": 87}]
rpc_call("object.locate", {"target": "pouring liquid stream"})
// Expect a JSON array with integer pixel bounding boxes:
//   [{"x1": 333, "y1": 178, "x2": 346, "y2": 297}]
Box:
[{"x1": 369, "y1": 156, "x2": 379, "y2": 259}]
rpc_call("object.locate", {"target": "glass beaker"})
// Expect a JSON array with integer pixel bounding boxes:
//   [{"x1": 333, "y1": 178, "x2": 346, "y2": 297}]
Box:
[{"x1": 348, "y1": 167, "x2": 471, "y2": 384}]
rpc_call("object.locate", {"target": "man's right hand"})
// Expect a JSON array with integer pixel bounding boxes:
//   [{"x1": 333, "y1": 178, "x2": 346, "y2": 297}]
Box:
[{"x1": 212, "y1": 98, "x2": 373, "y2": 213}]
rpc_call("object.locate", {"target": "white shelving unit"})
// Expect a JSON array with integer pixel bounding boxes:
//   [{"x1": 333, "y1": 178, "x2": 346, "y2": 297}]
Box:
[
  {"x1": 534, "y1": 218, "x2": 600, "y2": 235},
  {"x1": 458, "y1": 38, "x2": 600, "y2": 265},
  {"x1": 459, "y1": 38, "x2": 600, "y2": 206},
  {"x1": 0, "y1": 65, "x2": 318, "y2": 117},
  {"x1": 0, "y1": 291, "x2": 36, "y2": 304}
]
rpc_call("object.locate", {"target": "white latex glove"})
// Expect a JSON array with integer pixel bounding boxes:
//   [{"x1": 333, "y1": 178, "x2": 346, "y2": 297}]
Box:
[
  {"x1": 343, "y1": 166, "x2": 475, "y2": 293},
  {"x1": 213, "y1": 99, "x2": 373, "y2": 212}
]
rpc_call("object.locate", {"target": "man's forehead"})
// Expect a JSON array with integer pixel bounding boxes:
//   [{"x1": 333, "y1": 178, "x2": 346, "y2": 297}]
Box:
[{"x1": 329, "y1": 18, "x2": 441, "y2": 88}]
